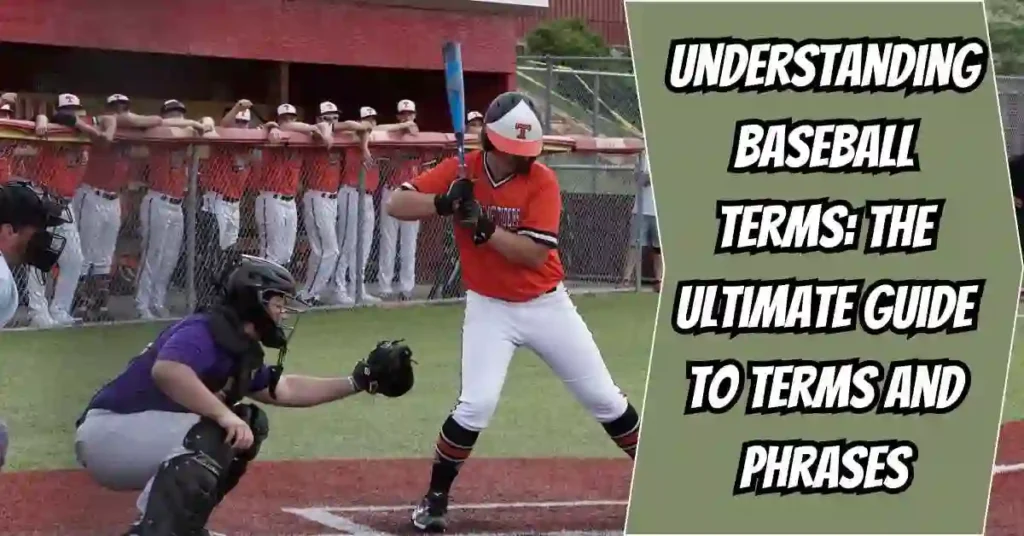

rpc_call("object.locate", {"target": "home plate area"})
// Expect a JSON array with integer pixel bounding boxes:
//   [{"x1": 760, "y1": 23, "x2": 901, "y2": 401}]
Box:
[{"x1": 0, "y1": 458, "x2": 632, "y2": 535}]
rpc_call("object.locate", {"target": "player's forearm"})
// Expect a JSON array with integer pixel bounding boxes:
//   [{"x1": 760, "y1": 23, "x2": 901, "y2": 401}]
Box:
[
  {"x1": 485, "y1": 228, "x2": 550, "y2": 269},
  {"x1": 152, "y1": 360, "x2": 235, "y2": 421},
  {"x1": 263, "y1": 375, "x2": 361, "y2": 407},
  {"x1": 386, "y1": 189, "x2": 439, "y2": 221},
  {"x1": 76, "y1": 120, "x2": 107, "y2": 141},
  {"x1": 117, "y1": 113, "x2": 163, "y2": 129}
]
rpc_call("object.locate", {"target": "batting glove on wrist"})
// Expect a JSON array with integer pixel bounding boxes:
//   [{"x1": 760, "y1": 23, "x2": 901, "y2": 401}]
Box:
[
  {"x1": 434, "y1": 178, "x2": 474, "y2": 216},
  {"x1": 457, "y1": 199, "x2": 496, "y2": 245}
]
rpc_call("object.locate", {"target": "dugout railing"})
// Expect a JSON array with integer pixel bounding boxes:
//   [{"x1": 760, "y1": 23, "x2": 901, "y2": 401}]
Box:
[{"x1": 0, "y1": 120, "x2": 648, "y2": 330}]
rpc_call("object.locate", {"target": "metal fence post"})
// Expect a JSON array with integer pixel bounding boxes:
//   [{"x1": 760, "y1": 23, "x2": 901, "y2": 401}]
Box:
[
  {"x1": 633, "y1": 152, "x2": 645, "y2": 292},
  {"x1": 355, "y1": 166, "x2": 366, "y2": 305},
  {"x1": 185, "y1": 146, "x2": 200, "y2": 311},
  {"x1": 591, "y1": 72, "x2": 601, "y2": 192},
  {"x1": 544, "y1": 56, "x2": 554, "y2": 134}
]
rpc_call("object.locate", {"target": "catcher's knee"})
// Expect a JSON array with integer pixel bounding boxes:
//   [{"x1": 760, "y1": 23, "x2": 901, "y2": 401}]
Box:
[{"x1": 136, "y1": 452, "x2": 225, "y2": 534}]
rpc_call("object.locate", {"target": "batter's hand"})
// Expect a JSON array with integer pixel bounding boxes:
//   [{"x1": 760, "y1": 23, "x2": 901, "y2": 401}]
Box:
[
  {"x1": 216, "y1": 409, "x2": 254, "y2": 450},
  {"x1": 434, "y1": 178, "x2": 474, "y2": 216}
]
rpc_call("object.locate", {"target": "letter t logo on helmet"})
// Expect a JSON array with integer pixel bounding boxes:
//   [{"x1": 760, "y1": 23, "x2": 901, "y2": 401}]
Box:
[{"x1": 483, "y1": 92, "x2": 543, "y2": 158}]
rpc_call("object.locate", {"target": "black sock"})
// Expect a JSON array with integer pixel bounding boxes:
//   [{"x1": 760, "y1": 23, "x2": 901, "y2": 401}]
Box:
[
  {"x1": 429, "y1": 415, "x2": 479, "y2": 494},
  {"x1": 602, "y1": 403, "x2": 640, "y2": 460}
]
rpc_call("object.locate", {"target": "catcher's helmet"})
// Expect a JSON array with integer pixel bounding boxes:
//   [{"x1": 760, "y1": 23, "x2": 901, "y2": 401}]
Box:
[
  {"x1": 220, "y1": 255, "x2": 305, "y2": 349},
  {"x1": 0, "y1": 181, "x2": 71, "y2": 272},
  {"x1": 481, "y1": 92, "x2": 543, "y2": 158}
]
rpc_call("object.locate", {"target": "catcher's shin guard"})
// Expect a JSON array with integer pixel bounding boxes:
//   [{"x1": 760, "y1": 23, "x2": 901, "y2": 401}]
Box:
[
  {"x1": 602, "y1": 403, "x2": 640, "y2": 460},
  {"x1": 193, "y1": 404, "x2": 270, "y2": 528},
  {"x1": 134, "y1": 418, "x2": 236, "y2": 535}
]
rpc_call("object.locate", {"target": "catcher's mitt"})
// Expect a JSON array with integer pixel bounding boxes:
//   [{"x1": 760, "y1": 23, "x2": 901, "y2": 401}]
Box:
[{"x1": 352, "y1": 340, "x2": 416, "y2": 397}]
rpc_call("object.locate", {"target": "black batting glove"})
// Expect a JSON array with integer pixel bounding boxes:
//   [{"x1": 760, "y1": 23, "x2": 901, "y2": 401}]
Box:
[
  {"x1": 434, "y1": 178, "x2": 474, "y2": 216},
  {"x1": 457, "y1": 199, "x2": 496, "y2": 245},
  {"x1": 472, "y1": 215, "x2": 496, "y2": 245}
]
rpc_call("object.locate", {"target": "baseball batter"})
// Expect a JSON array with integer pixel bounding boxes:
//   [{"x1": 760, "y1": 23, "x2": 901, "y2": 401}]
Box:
[
  {"x1": 24, "y1": 94, "x2": 107, "y2": 328},
  {"x1": 74, "y1": 94, "x2": 205, "y2": 321},
  {"x1": 252, "y1": 103, "x2": 332, "y2": 268},
  {"x1": 74, "y1": 255, "x2": 416, "y2": 535},
  {"x1": 386, "y1": 92, "x2": 640, "y2": 532},
  {"x1": 135, "y1": 99, "x2": 208, "y2": 320},
  {"x1": 298, "y1": 101, "x2": 370, "y2": 305},
  {"x1": 377, "y1": 99, "x2": 423, "y2": 300}
]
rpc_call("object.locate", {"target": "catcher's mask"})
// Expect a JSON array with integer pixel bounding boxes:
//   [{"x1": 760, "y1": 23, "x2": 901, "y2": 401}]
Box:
[
  {"x1": 0, "y1": 180, "x2": 71, "y2": 273},
  {"x1": 220, "y1": 255, "x2": 308, "y2": 350},
  {"x1": 480, "y1": 92, "x2": 543, "y2": 175}
]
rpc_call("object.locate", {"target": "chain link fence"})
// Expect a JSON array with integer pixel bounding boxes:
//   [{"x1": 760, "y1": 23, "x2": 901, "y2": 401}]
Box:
[
  {"x1": 999, "y1": 76, "x2": 1024, "y2": 156},
  {"x1": 0, "y1": 124, "x2": 648, "y2": 330},
  {"x1": 517, "y1": 56, "x2": 641, "y2": 139}
]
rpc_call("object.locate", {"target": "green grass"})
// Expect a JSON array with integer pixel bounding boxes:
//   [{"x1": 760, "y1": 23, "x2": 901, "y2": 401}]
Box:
[{"x1": 0, "y1": 292, "x2": 657, "y2": 471}]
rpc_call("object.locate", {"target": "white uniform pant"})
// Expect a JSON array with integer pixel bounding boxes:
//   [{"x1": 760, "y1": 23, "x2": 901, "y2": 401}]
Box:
[
  {"x1": 136, "y1": 192, "x2": 184, "y2": 312},
  {"x1": 377, "y1": 187, "x2": 420, "y2": 294},
  {"x1": 452, "y1": 284, "x2": 630, "y2": 431},
  {"x1": 334, "y1": 185, "x2": 375, "y2": 295},
  {"x1": 202, "y1": 192, "x2": 241, "y2": 250},
  {"x1": 75, "y1": 409, "x2": 201, "y2": 515},
  {"x1": 301, "y1": 190, "x2": 340, "y2": 300},
  {"x1": 254, "y1": 192, "x2": 298, "y2": 267},
  {"x1": 72, "y1": 186, "x2": 122, "y2": 276},
  {"x1": 25, "y1": 219, "x2": 83, "y2": 317}
]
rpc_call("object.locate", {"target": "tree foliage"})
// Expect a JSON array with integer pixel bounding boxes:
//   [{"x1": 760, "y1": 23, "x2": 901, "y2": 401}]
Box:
[
  {"x1": 525, "y1": 18, "x2": 610, "y2": 57},
  {"x1": 989, "y1": 0, "x2": 1024, "y2": 75}
]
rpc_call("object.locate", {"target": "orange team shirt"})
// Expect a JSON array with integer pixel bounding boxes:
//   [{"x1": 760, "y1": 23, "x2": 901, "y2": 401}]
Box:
[
  {"x1": 341, "y1": 147, "x2": 380, "y2": 193},
  {"x1": 404, "y1": 150, "x2": 564, "y2": 302},
  {"x1": 33, "y1": 144, "x2": 90, "y2": 199},
  {"x1": 84, "y1": 144, "x2": 133, "y2": 193},
  {"x1": 0, "y1": 150, "x2": 10, "y2": 184},
  {"x1": 200, "y1": 146, "x2": 251, "y2": 200},
  {"x1": 256, "y1": 147, "x2": 302, "y2": 197},
  {"x1": 147, "y1": 146, "x2": 191, "y2": 199},
  {"x1": 303, "y1": 149, "x2": 343, "y2": 193},
  {"x1": 387, "y1": 155, "x2": 422, "y2": 189}
]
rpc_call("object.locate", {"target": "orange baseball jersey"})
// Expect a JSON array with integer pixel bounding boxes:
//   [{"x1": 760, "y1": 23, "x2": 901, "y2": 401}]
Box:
[
  {"x1": 387, "y1": 154, "x2": 422, "y2": 188},
  {"x1": 147, "y1": 146, "x2": 190, "y2": 199},
  {"x1": 84, "y1": 144, "x2": 133, "y2": 192},
  {"x1": 403, "y1": 150, "x2": 564, "y2": 302},
  {"x1": 341, "y1": 147, "x2": 381, "y2": 193},
  {"x1": 303, "y1": 149, "x2": 343, "y2": 192},
  {"x1": 256, "y1": 147, "x2": 302, "y2": 197},
  {"x1": 200, "y1": 146, "x2": 250, "y2": 200},
  {"x1": 34, "y1": 144, "x2": 89, "y2": 199}
]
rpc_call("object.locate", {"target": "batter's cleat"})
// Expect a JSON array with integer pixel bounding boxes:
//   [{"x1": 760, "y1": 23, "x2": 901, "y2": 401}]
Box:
[{"x1": 412, "y1": 491, "x2": 449, "y2": 532}]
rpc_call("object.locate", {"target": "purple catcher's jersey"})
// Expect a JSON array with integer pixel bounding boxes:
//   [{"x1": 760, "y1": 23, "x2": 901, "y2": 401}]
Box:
[{"x1": 83, "y1": 315, "x2": 272, "y2": 415}]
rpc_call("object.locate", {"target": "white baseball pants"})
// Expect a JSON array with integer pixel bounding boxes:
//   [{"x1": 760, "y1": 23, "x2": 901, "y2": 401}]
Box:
[
  {"x1": 72, "y1": 186, "x2": 122, "y2": 276},
  {"x1": 25, "y1": 219, "x2": 83, "y2": 317},
  {"x1": 377, "y1": 187, "x2": 420, "y2": 294},
  {"x1": 135, "y1": 192, "x2": 184, "y2": 313},
  {"x1": 301, "y1": 190, "x2": 340, "y2": 300},
  {"x1": 334, "y1": 185, "x2": 375, "y2": 295},
  {"x1": 201, "y1": 192, "x2": 241, "y2": 250},
  {"x1": 255, "y1": 192, "x2": 298, "y2": 267},
  {"x1": 452, "y1": 285, "x2": 630, "y2": 431}
]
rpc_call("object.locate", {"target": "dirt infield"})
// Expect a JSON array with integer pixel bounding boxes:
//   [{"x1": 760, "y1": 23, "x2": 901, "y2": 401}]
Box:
[{"x1": 0, "y1": 458, "x2": 631, "y2": 535}]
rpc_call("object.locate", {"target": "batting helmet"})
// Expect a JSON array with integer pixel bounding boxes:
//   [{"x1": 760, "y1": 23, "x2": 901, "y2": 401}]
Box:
[
  {"x1": 481, "y1": 92, "x2": 544, "y2": 158},
  {"x1": 219, "y1": 255, "x2": 305, "y2": 349}
]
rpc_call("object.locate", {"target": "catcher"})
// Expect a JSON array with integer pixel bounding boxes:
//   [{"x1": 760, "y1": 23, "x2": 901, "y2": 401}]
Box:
[{"x1": 73, "y1": 254, "x2": 416, "y2": 535}]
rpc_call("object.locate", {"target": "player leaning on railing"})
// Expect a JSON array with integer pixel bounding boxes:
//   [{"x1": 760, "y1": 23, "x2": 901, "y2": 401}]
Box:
[
  {"x1": 73, "y1": 254, "x2": 416, "y2": 535},
  {"x1": 386, "y1": 91, "x2": 642, "y2": 533}
]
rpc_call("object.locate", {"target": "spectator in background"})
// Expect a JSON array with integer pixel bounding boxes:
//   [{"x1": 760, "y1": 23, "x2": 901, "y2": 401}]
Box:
[
  {"x1": 467, "y1": 110, "x2": 483, "y2": 135},
  {"x1": 377, "y1": 99, "x2": 423, "y2": 300},
  {"x1": 252, "y1": 103, "x2": 331, "y2": 269},
  {"x1": 622, "y1": 154, "x2": 661, "y2": 292}
]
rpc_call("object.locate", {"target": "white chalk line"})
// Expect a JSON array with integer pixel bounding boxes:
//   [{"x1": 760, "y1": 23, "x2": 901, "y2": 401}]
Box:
[
  {"x1": 282, "y1": 500, "x2": 628, "y2": 536},
  {"x1": 994, "y1": 462, "x2": 1024, "y2": 474}
]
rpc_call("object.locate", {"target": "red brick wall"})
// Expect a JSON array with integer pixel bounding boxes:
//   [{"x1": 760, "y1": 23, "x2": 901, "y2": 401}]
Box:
[{"x1": 0, "y1": 0, "x2": 518, "y2": 73}]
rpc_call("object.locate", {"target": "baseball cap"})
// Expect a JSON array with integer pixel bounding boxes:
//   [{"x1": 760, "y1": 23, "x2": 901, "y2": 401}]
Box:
[
  {"x1": 161, "y1": 99, "x2": 187, "y2": 114},
  {"x1": 235, "y1": 109, "x2": 252, "y2": 122},
  {"x1": 106, "y1": 94, "x2": 130, "y2": 105},
  {"x1": 467, "y1": 111, "x2": 483, "y2": 122},
  {"x1": 360, "y1": 106, "x2": 377, "y2": 119},
  {"x1": 57, "y1": 93, "x2": 83, "y2": 109},
  {"x1": 277, "y1": 103, "x2": 298, "y2": 117},
  {"x1": 397, "y1": 99, "x2": 416, "y2": 113},
  {"x1": 0, "y1": 103, "x2": 12, "y2": 113},
  {"x1": 319, "y1": 101, "x2": 339, "y2": 115}
]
